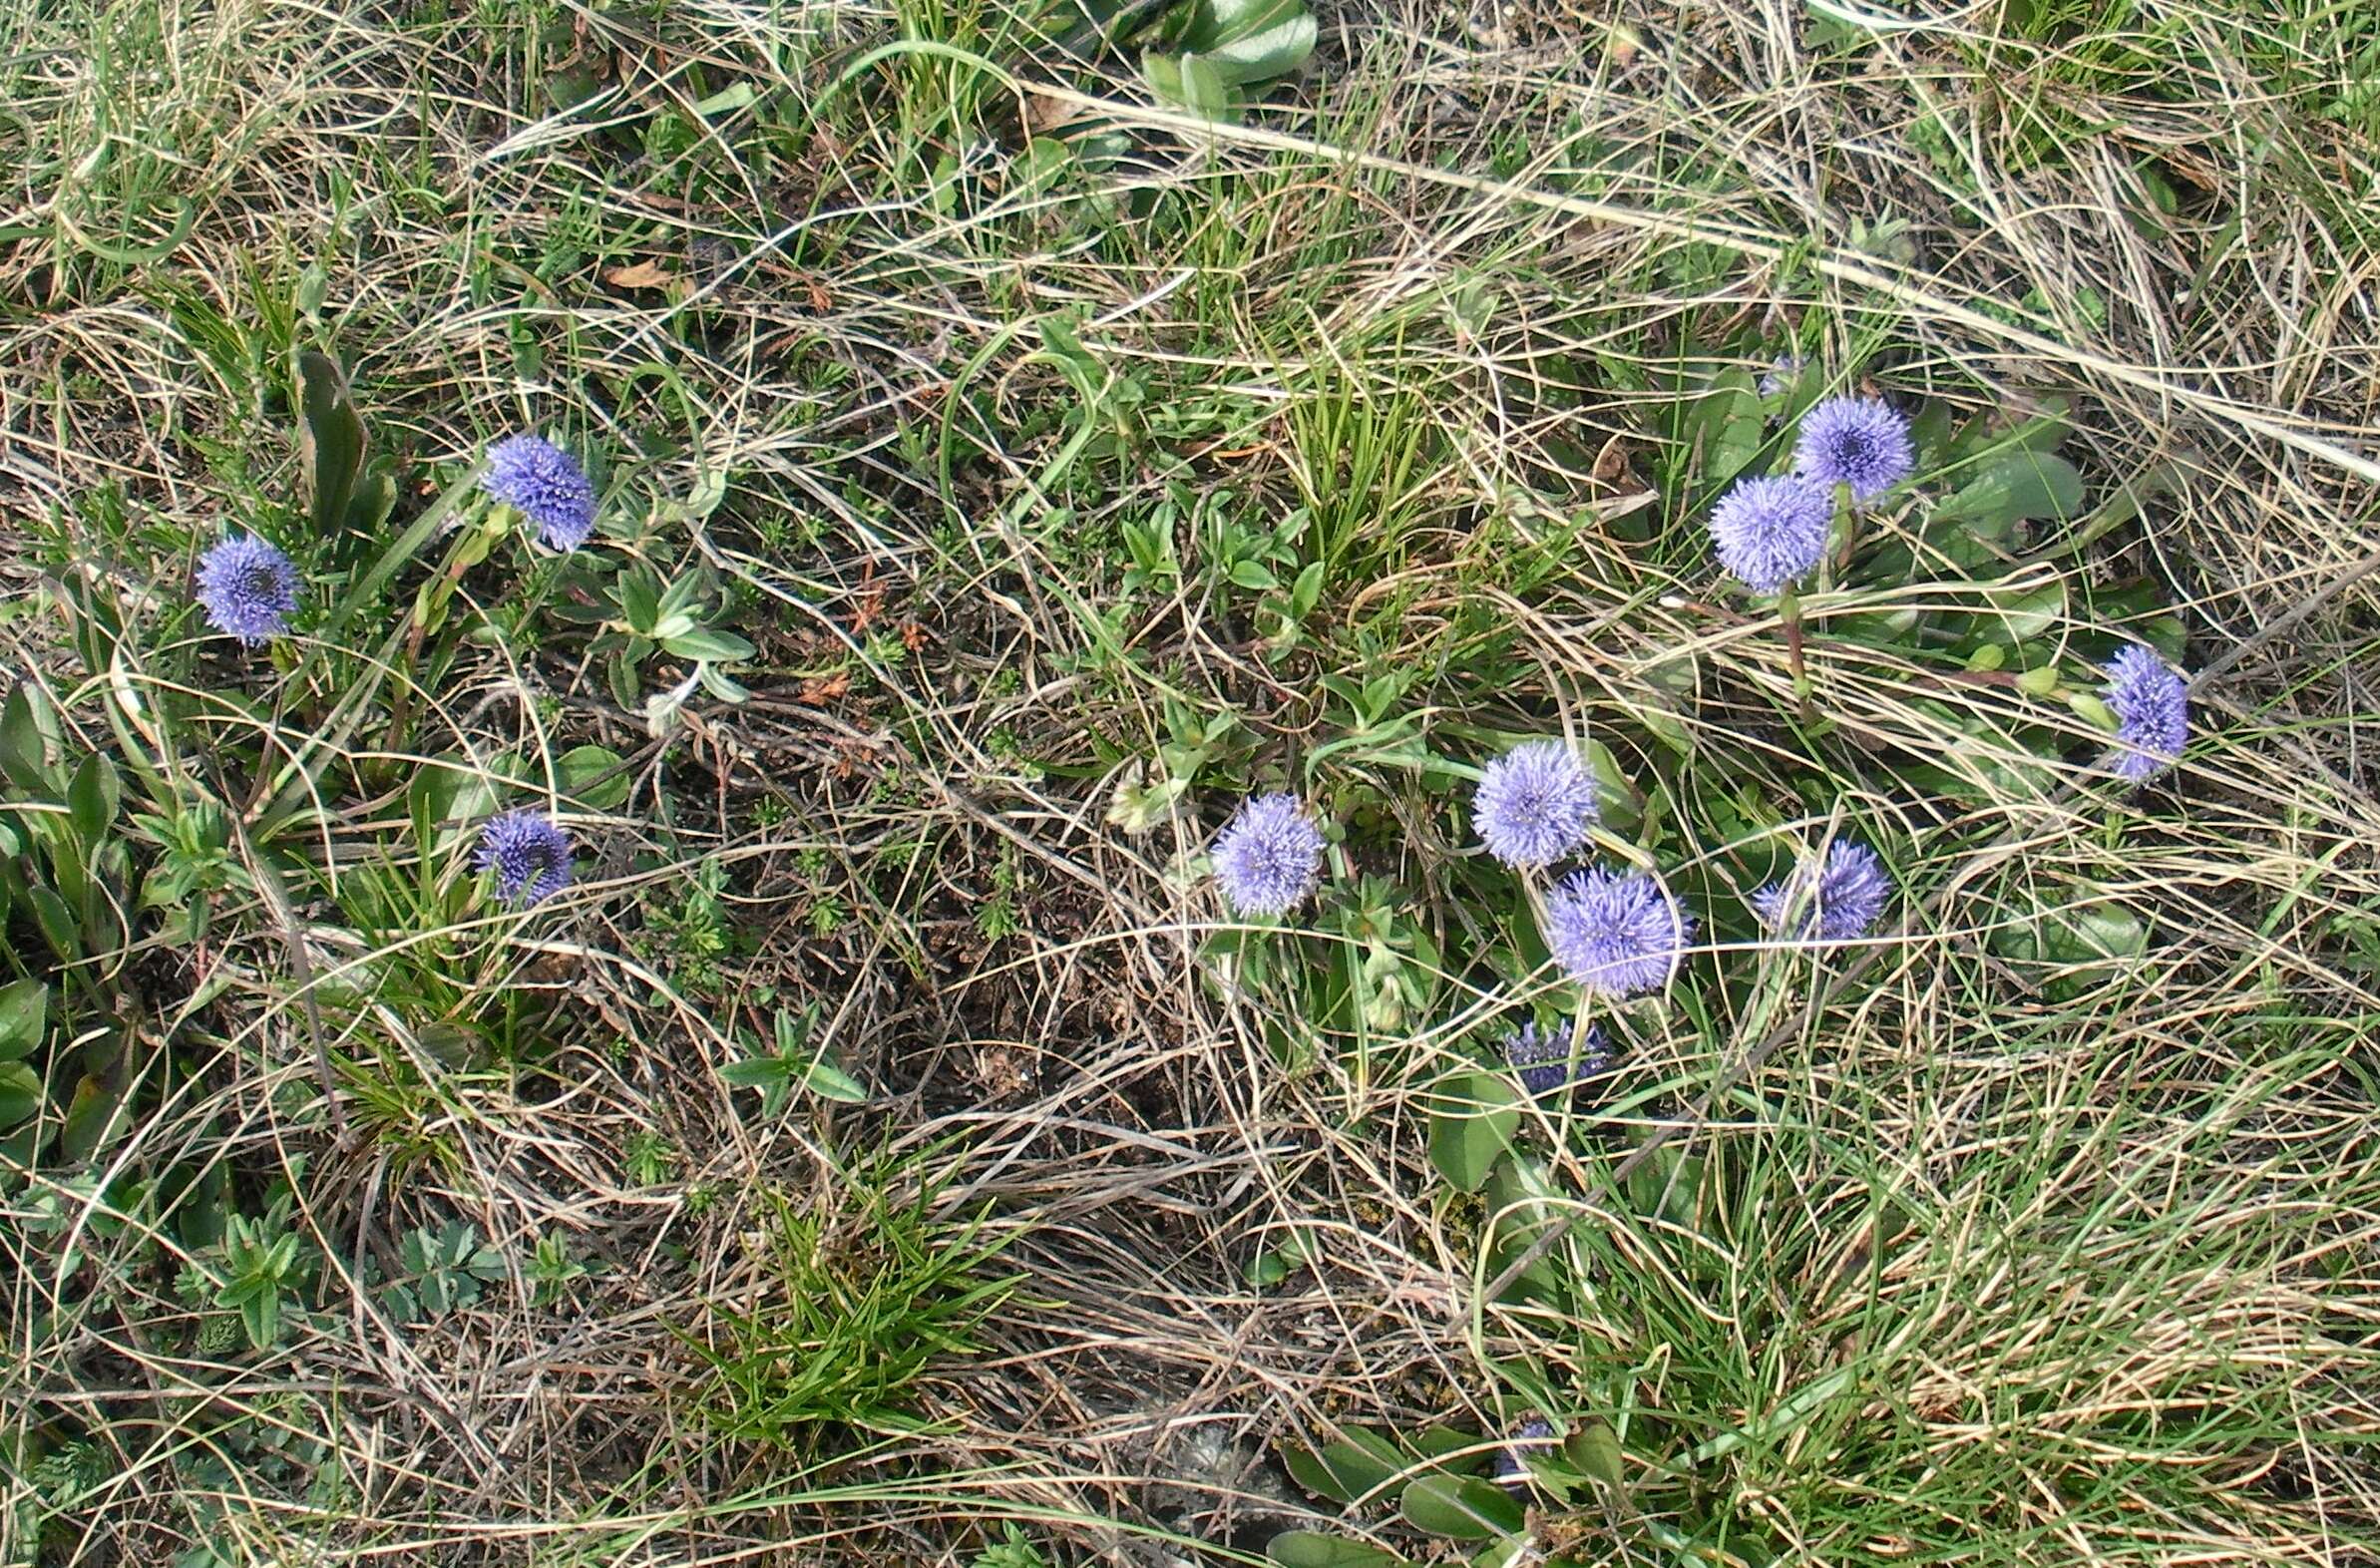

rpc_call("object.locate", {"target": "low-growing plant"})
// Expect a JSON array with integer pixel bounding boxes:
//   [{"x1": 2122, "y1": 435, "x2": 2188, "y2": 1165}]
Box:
[{"x1": 681, "y1": 1153, "x2": 1019, "y2": 1454}]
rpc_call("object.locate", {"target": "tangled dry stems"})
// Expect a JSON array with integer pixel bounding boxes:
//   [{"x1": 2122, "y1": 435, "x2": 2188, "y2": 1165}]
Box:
[{"x1": 3, "y1": 0, "x2": 2379, "y2": 1561}]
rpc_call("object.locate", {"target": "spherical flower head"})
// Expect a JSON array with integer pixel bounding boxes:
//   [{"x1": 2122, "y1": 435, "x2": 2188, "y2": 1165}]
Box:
[
  {"x1": 2102, "y1": 643, "x2": 2188, "y2": 782},
  {"x1": 476, "y1": 810, "x2": 575, "y2": 906},
  {"x1": 1709, "y1": 474, "x2": 1833, "y2": 595},
  {"x1": 1751, "y1": 840, "x2": 1892, "y2": 943},
  {"x1": 1474, "y1": 741, "x2": 1600, "y2": 869},
  {"x1": 483, "y1": 433, "x2": 597, "y2": 551},
  {"x1": 1492, "y1": 1418, "x2": 1557, "y2": 1489},
  {"x1": 196, "y1": 534, "x2": 299, "y2": 645},
  {"x1": 1792, "y1": 395, "x2": 1914, "y2": 504},
  {"x1": 1502, "y1": 1018, "x2": 1614, "y2": 1097},
  {"x1": 1543, "y1": 867, "x2": 1692, "y2": 998},
  {"x1": 1209, "y1": 792, "x2": 1325, "y2": 917}
]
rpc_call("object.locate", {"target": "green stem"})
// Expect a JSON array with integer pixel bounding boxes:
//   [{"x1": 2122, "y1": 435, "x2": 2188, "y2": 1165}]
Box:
[
  {"x1": 1824, "y1": 480, "x2": 1857, "y2": 585},
  {"x1": 1780, "y1": 584, "x2": 1813, "y2": 722}
]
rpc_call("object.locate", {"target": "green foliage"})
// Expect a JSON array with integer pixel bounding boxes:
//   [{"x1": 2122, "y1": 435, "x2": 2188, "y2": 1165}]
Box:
[
  {"x1": 1266, "y1": 1534, "x2": 1408, "y2": 1567},
  {"x1": 567, "y1": 557, "x2": 756, "y2": 727},
  {"x1": 719, "y1": 1004, "x2": 873, "y2": 1119},
  {"x1": 969, "y1": 1524, "x2": 1051, "y2": 1568},
  {"x1": 375, "y1": 1222, "x2": 508, "y2": 1323},
  {"x1": 1140, "y1": 0, "x2": 1316, "y2": 120},
  {"x1": 683, "y1": 1159, "x2": 1018, "y2": 1453},
  {"x1": 296, "y1": 349, "x2": 398, "y2": 542},
  {"x1": 1424, "y1": 1069, "x2": 1520, "y2": 1194},
  {"x1": 1282, "y1": 364, "x2": 1440, "y2": 598},
  {"x1": 212, "y1": 1212, "x2": 312, "y2": 1352},
  {"x1": 527, "y1": 1229, "x2": 595, "y2": 1307},
  {"x1": 638, "y1": 855, "x2": 739, "y2": 993}
]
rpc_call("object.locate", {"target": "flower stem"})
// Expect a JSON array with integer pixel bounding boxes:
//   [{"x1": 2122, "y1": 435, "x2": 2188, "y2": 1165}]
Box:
[
  {"x1": 1826, "y1": 480, "x2": 1858, "y2": 581},
  {"x1": 1780, "y1": 583, "x2": 1813, "y2": 722}
]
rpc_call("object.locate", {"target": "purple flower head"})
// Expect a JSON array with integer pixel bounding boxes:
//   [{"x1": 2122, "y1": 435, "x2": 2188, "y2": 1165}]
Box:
[
  {"x1": 1210, "y1": 792, "x2": 1325, "y2": 917},
  {"x1": 1474, "y1": 741, "x2": 1600, "y2": 869},
  {"x1": 1544, "y1": 867, "x2": 1692, "y2": 998},
  {"x1": 1502, "y1": 1017, "x2": 1614, "y2": 1097},
  {"x1": 1752, "y1": 840, "x2": 1893, "y2": 943},
  {"x1": 477, "y1": 811, "x2": 575, "y2": 906},
  {"x1": 1492, "y1": 1418, "x2": 1557, "y2": 1490},
  {"x1": 1709, "y1": 474, "x2": 1833, "y2": 595},
  {"x1": 483, "y1": 434, "x2": 597, "y2": 551},
  {"x1": 2102, "y1": 643, "x2": 2188, "y2": 783},
  {"x1": 196, "y1": 535, "x2": 299, "y2": 645},
  {"x1": 1792, "y1": 395, "x2": 1914, "y2": 504}
]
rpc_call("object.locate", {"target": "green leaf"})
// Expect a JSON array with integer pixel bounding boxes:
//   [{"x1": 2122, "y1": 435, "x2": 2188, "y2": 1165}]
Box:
[
  {"x1": 1398, "y1": 1474, "x2": 1525, "y2": 1541},
  {"x1": 1248, "y1": 1228, "x2": 1327, "y2": 1287},
  {"x1": 1408, "y1": 1426, "x2": 1491, "y2": 1471},
  {"x1": 0, "y1": 1062, "x2": 40, "y2": 1126},
  {"x1": 296, "y1": 350, "x2": 367, "y2": 540},
  {"x1": 0, "y1": 684, "x2": 50, "y2": 794},
  {"x1": 718, "y1": 1057, "x2": 791, "y2": 1089},
  {"x1": 1689, "y1": 368, "x2": 1765, "y2": 489},
  {"x1": 1582, "y1": 737, "x2": 1644, "y2": 836},
  {"x1": 1201, "y1": 13, "x2": 1317, "y2": 83},
  {"x1": 1228, "y1": 559, "x2": 1279, "y2": 591},
  {"x1": 66, "y1": 753, "x2": 119, "y2": 843},
  {"x1": 558, "y1": 745, "x2": 632, "y2": 813},
  {"x1": 1938, "y1": 404, "x2": 2071, "y2": 469},
  {"x1": 1284, "y1": 1436, "x2": 1402, "y2": 1504},
  {"x1": 0, "y1": 980, "x2": 45, "y2": 1061},
  {"x1": 692, "y1": 82, "x2": 757, "y2": 115},
  {"x1": 59, "y1": 1074, "x2": 127, "y2": 1163},
  {"x1": 346, "y1": 465, "x2": 399, "y2": 535},
  {"x1": 1987, "y1": 894, "x2": 2149, "y2": 999},
  {"x1": 1267, "y1": 1533, "x2": 1408, "y2": 1568},
  {"x1": 239, "y1": 1287, "x2": 280, "y2": 1350},
  {"x1": 658, "y1": 627, "x2": 756, "y2": 663},
  {"x1": 698, "y1": 663, "x2": 751, "y2": 704},
  {"x1": 1981, "y1": 581, "x2": 2064, "y2": 641},
  {"x1": 27, "y1": 884, "x2": 76, "y2": 960},
  {"x1": 616, "y1": 569, "x2": 663, "y2": 633},
  {"x1": 606, "y1": 652, "x2": 641, "y2": 711},
  {"x1": 800, "y1": 1056, "x2": 870, "y2": 1104},
  {"x1": 1563, "y1": 1419, "x2": 1626, "y2": 1485},
  {"x1": 1468, "y1": 1537, "x2": 1529, "y2": 1568},
  {"x1": 1287, "y1": 560, "x2": 1326, "y2": 621},
  {"x1": 1933, "y1": 453, "x2": 2086, "y2": 539},
  {"x1": 1179, "y1": 0, "x2": 1308, "y2": 49},
  {"x1": 1427, "y1": 1070, "x2": 1519, "y2": 1193},
  {"x1": 1482, "y1": 1154, "x2": 1567, "y2": 1301},
  {"x1": 1178, "y1": 51, "x2": 1235, "y2": 118}
]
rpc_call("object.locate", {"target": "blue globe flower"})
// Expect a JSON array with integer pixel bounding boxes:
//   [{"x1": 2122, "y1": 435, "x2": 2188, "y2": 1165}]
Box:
[
  {"x1": 1751, "y1": 840, "x2": 1893, "y2": 943},
  {"x1": 1210, "y1": 792, "x2": 1325, "y2": 917},
  {"x1": 477, "y1": 811, "x2": 575, "y2": 906},
  {"x1": 1709, "y1": 474, "x2": 1833, "y2": 595},
  {"x1": 1792, "y1": 395, "x2": 1914, "y2": 503},
  {"x1": 1501, "y1": 1018, "x2": 1614, "y2": 1096},
  {"x1": 2102, "y1": 643, "x2": 2188, "y2": 782},
  {"x1": 483, "y1": 434, "x2": 597, "y2": 551},
  {"x1": 1474, "y1": 741, "x2": 1599, "y2": 869},
  {"x1": 1543, "y1": 867, "x2": 1692, "y2": 998},
  {"x1": 195, "y1": 535, "x2": 299, "y2": 645}
]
